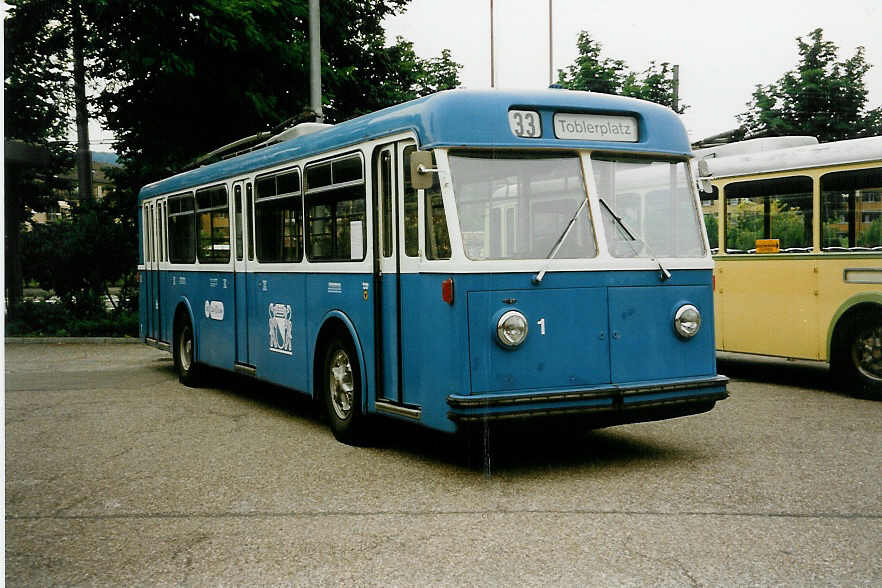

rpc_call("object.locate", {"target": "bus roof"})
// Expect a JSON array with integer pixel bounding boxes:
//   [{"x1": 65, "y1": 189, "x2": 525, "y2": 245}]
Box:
[
  {"x1": 139, "y1": 88, "x2": 690, "y2": 201},
  {"x1": 700, "y1": 135, "x2": 882, "y2": 180}
]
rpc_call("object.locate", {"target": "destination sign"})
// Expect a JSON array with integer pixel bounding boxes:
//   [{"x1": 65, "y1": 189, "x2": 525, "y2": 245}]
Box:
[{"x1": 553, "y1": 113, "x2": 639, "y2": 142}]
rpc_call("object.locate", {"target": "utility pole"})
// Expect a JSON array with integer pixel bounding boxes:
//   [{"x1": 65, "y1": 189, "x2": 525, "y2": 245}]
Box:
[
  {"x1": 490, "y1": 0, "x2": 495, "y2": 88},
  {"x1": 309, "y1": 0, "x2": 323, "y2": 122},
  {"x1": 672, "y1": 64, "x2": 680, "y2": 112},
  {"x1": 71, "y1": 0, "x2": 92, "y2": 201},
  {"x1": 548, "y1": 0, "x2": 553, "y2": 86}
]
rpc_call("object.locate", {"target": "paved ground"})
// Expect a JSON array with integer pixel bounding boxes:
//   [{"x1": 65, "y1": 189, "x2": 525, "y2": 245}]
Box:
[{"x1": 5, "y1": 343, "x2": 881, "y2": 586}]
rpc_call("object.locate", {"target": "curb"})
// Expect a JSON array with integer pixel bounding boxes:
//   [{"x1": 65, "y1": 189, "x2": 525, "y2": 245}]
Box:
[{"x1": 5, "y1": 337, "x2": 143, "y2": 345}]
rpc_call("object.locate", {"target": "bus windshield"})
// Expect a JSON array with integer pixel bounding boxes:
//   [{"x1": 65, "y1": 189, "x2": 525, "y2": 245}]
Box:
[
  {"x1": 591, "y1": 156, "x2": 706, "y2": 258},
  {"x1": 448, "y1": 151, "x2": 597, "y2": 260}
]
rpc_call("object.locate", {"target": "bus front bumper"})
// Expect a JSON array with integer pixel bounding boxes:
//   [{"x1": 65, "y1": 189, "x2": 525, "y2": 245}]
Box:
[{"x1": 446, "y1": 375, "x2": 729, "y2": 424}]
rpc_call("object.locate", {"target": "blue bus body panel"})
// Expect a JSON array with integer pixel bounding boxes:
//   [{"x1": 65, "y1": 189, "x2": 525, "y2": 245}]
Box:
[
  {"x1": 138, "y1": 89, "x2": 690, "y2": 203},
  {"x1": 393, "y1": 269, "x2": 720, "y2": 433},
  {"x1": 142, "y1": 266, "x2": 722, "y2": 434}
]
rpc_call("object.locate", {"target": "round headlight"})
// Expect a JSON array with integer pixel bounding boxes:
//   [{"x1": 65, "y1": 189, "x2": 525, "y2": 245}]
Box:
[
  {"x1": 497, "y1": 310, "x2": 528, "y2": 348},
  {"x1": 674, "y1": 304, "x2": 701, "y2": 338}
]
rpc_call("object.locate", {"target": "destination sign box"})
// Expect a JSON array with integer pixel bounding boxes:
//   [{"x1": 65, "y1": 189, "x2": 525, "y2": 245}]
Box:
[{"x1": 553, "y1": 113, "x2": 639, "y2": 142}]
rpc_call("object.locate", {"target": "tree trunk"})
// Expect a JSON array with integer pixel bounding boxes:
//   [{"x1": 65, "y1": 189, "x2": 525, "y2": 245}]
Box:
[
  {"x1": 4, "y1": 169, "x2": 25, "y2": 306},
  {"x1": 72, "y1": 0, "x2": 92, "y2": 202}
]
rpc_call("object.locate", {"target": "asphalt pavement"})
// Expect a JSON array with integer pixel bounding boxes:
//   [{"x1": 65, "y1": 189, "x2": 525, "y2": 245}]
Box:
[{"x1": 5, "y1": 342, "x2": 881, "y2": 585}]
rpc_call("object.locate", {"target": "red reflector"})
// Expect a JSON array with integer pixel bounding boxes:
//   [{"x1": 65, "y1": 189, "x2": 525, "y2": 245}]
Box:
[{"x1": 442, "y1": 278, "x2": 454, "y2": 305}]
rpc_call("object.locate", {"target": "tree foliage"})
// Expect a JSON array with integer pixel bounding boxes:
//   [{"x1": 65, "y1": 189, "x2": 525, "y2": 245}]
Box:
[
  {"x1": 87, "y1": 0, "x2": 460, "y2": 193},
  {"x1": 738, "y1": 28, "x2": 882, "y2": 142},
  {"x1": 4, "y1": 0, "x2": 461, "y2": 315},
  {"x1": 556, "y1": 32, "x2": 685, "y2": 113}
]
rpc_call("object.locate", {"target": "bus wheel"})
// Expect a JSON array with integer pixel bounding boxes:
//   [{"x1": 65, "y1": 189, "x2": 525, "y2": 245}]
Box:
[
  {"x1": 322, "y1": 333, "x2": 367, "y2": 444},
  {"x1": 174, "y1": 317, "x2": 202, "y2": 387},
  {"x1": 835, "y1": 311, "x2": 882, "y2": 399}
]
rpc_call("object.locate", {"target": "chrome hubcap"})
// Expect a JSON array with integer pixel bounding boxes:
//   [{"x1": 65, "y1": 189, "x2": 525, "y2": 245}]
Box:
[
  {"x1": 851, "y1": 325, "x2": 882, "y2": 382},
  {"x1": 329, "y1": 349, "x2": 354, "y2": 420},
  {"x1": 180, "y1": 327, "x2": 193, "y2": 372}
]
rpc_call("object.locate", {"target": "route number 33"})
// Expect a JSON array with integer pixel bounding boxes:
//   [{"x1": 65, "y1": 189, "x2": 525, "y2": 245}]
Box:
[{"x1": 508, "y1": 109, "x2": 541, "y2": 138}]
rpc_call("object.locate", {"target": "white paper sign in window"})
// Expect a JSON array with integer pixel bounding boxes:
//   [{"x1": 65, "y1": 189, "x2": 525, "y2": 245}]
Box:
[{"x1": 350, "y1": 221, "x2": 364, "y2": 260}]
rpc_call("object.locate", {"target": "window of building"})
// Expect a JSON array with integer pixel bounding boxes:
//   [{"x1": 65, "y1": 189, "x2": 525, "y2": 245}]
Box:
[
  {"x1": 196, "y1": 185, "x2": 230, "y2": 263},
  {"x1": 168, "y1": 193, "x2": 196, "y2": 263},
  {"x1": 305, "y1": 155, "x2": 367, "y2": 261}
]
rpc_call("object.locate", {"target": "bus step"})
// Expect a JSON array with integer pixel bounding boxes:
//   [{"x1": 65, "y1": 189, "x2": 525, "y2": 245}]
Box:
[
  {"x1": 234, "y1": 363, "x2": 257, "y2": 377},
  {"x1": 375, "y1": 400, "x2": 421, "y2": 420}
]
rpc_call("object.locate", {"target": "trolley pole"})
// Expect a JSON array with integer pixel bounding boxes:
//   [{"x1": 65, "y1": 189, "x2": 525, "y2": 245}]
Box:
[{"x1": 309, "y1": 0, "x2": 324, "y2": 122}]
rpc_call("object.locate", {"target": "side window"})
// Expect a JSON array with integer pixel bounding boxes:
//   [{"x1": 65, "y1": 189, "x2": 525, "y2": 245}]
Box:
[
  {"x1": 380, "y1": 150, "x2": 393, "y2": 257},
  {"x1": 234, "y1": 185, "x2": 244, "y2": 261},
  {"x1": 255, "y1": 168, "x2": 303, "y2": 263},
  {"x1": 195, "y1": 186, "x2": 230, "y2": 263},
  {"x1": 168, "y1": 193, "x2": 196, "y2": 264},
  {"x1": 700, "y1": 186, "x2": 720, "y2": 251},
  {"x1": 422, "y1": 152, "x2": 451, "y2": 260},
  {"x1": 158, "y1": 202, "x2": 166, "y2": 262},
  {"x1": 821, "y1": 166, "x2": 882, "y2": 249},
  {"x1": 246, "y1": 183, "x2": 255, "y2": 261},
  {"x1": 305, "y1": 155, "x2": 366, "y2": 261},
  {"x1": 402, "y1": 146, "x2": 419, "y2": 257},
  {"x1": 145, "y1": 205, "x2": 153, "y2": 263},
  {"x1": 724, "y1": 176, "x2": 813, "y2": 253}
]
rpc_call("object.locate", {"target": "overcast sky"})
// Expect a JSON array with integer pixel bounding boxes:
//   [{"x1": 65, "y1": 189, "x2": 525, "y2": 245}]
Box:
[{"x1": 383, "y1": 0, "x2": 882, "y2": 143}]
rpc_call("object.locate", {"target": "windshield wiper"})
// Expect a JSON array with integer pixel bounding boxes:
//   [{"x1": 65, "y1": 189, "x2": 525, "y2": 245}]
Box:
[
  {"x1": 532, "y1": 197, "x2": 589, "y2": 285},
  {"x1": 599, "y1": 198, "x2": 672, "y2": 282}
]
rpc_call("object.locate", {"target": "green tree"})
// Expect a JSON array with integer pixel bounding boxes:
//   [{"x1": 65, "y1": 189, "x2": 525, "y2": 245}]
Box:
[
  {"x1": 4, "y1": 0, "x2": 76, "y2": 304},
  {"x1": 557, "y1": 31, "x2": 685, "y2": 113},
  {"x1": 738, "y1": 28, "x2": 882, "y2": 142}
]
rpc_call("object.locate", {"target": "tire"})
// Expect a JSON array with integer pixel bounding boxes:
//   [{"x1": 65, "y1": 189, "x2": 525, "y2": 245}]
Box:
[
  {"x1": 832, "y1": 310, "x2": 881, "y2": 399},
  {"x1": 174, "y1": 315, "x2": 202, "y2": 387},
  {"x1": 322, "y1": 332, "x2": 368, "y2": 445}
]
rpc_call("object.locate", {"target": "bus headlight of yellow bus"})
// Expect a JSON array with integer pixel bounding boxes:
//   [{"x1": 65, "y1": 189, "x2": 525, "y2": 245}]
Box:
[
  {"x1": 497, "y1": 310, "x2": 529, "y2": 348},
  {"x1": 673, "y1": 304, "x2": 702, "y2": 339}
]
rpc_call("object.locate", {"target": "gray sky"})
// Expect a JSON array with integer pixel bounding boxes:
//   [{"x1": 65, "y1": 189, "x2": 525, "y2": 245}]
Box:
[{"x1": 383, "y1": 0, "x2": 882, "y2": 143}]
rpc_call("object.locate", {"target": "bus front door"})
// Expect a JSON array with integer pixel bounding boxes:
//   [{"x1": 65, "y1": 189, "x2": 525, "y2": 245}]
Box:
[
  {"x1": 375, "y1": 145, "x2": 400, "y2": 403},
  {"x1": 232, "y1": 181, "x2": 251, "y2": 367}
]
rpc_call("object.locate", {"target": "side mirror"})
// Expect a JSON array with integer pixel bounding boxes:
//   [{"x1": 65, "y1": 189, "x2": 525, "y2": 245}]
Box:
[
  {"x1": 697, "y1": 159, "x2": 714, "y2": 194},
  {"x1": 410, "y1": 150, "x2": 438, "y2": 191}
]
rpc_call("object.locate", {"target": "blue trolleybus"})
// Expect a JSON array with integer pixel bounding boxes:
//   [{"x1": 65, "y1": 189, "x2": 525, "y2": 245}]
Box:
[{"x1": 139, "y1": 89, "x2": 728, "y2": 444}]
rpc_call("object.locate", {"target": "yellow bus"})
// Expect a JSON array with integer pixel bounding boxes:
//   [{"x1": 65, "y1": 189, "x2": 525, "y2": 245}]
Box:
[{"x1": 696, "y1": 136, "x2": 881, "y2": 397}]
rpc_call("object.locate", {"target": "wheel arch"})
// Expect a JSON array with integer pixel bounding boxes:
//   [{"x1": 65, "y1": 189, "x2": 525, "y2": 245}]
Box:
[
  {"x1": 172, "y1": 297, "x2": 199, "y2": 361},
  {"x1": 311, "y1": 310, "x2": 368, "y2": 412},
  {"x1": 826, "y1": 292, "x2": 882, "y2": 360}
]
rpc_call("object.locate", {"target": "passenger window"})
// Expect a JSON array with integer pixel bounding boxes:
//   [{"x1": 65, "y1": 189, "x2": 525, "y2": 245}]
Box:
[
  {"x1": 380, "y1": 150, "x2": 393, "y2": 257},
  {"x1": 402, "y1": 146, "x2": 419, "y2": 257},
  {"x1": 305, "y1": 155, "x2": 367, "y2": 261},
  {"x1": 422, "y1": 151, "x2": 451, "y2": 260},
  {"x1": 234, "y1": 185, "x2": 244, "y2": 261},
  {"x1": 821, "y1": 167, "x2": 882, "y2": 249},
  {"x1": 724, "y1": 176, "x2": 813, "y2": 253},
  {"x1": 700, "y1": 186, "x2": 720, "y2": 251},
  {"x1": 255, "y1": 169, "x2": 303, "y2": 263},
  {"x1": 168, "y1": 193, "x2": 196, "y2": 264},
  {"x1": 246, "y1": 183, "x2": 255, "y2": 261},
  {"x1": 195, "y1": 186, "x2": 230, "y2": 263}
]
